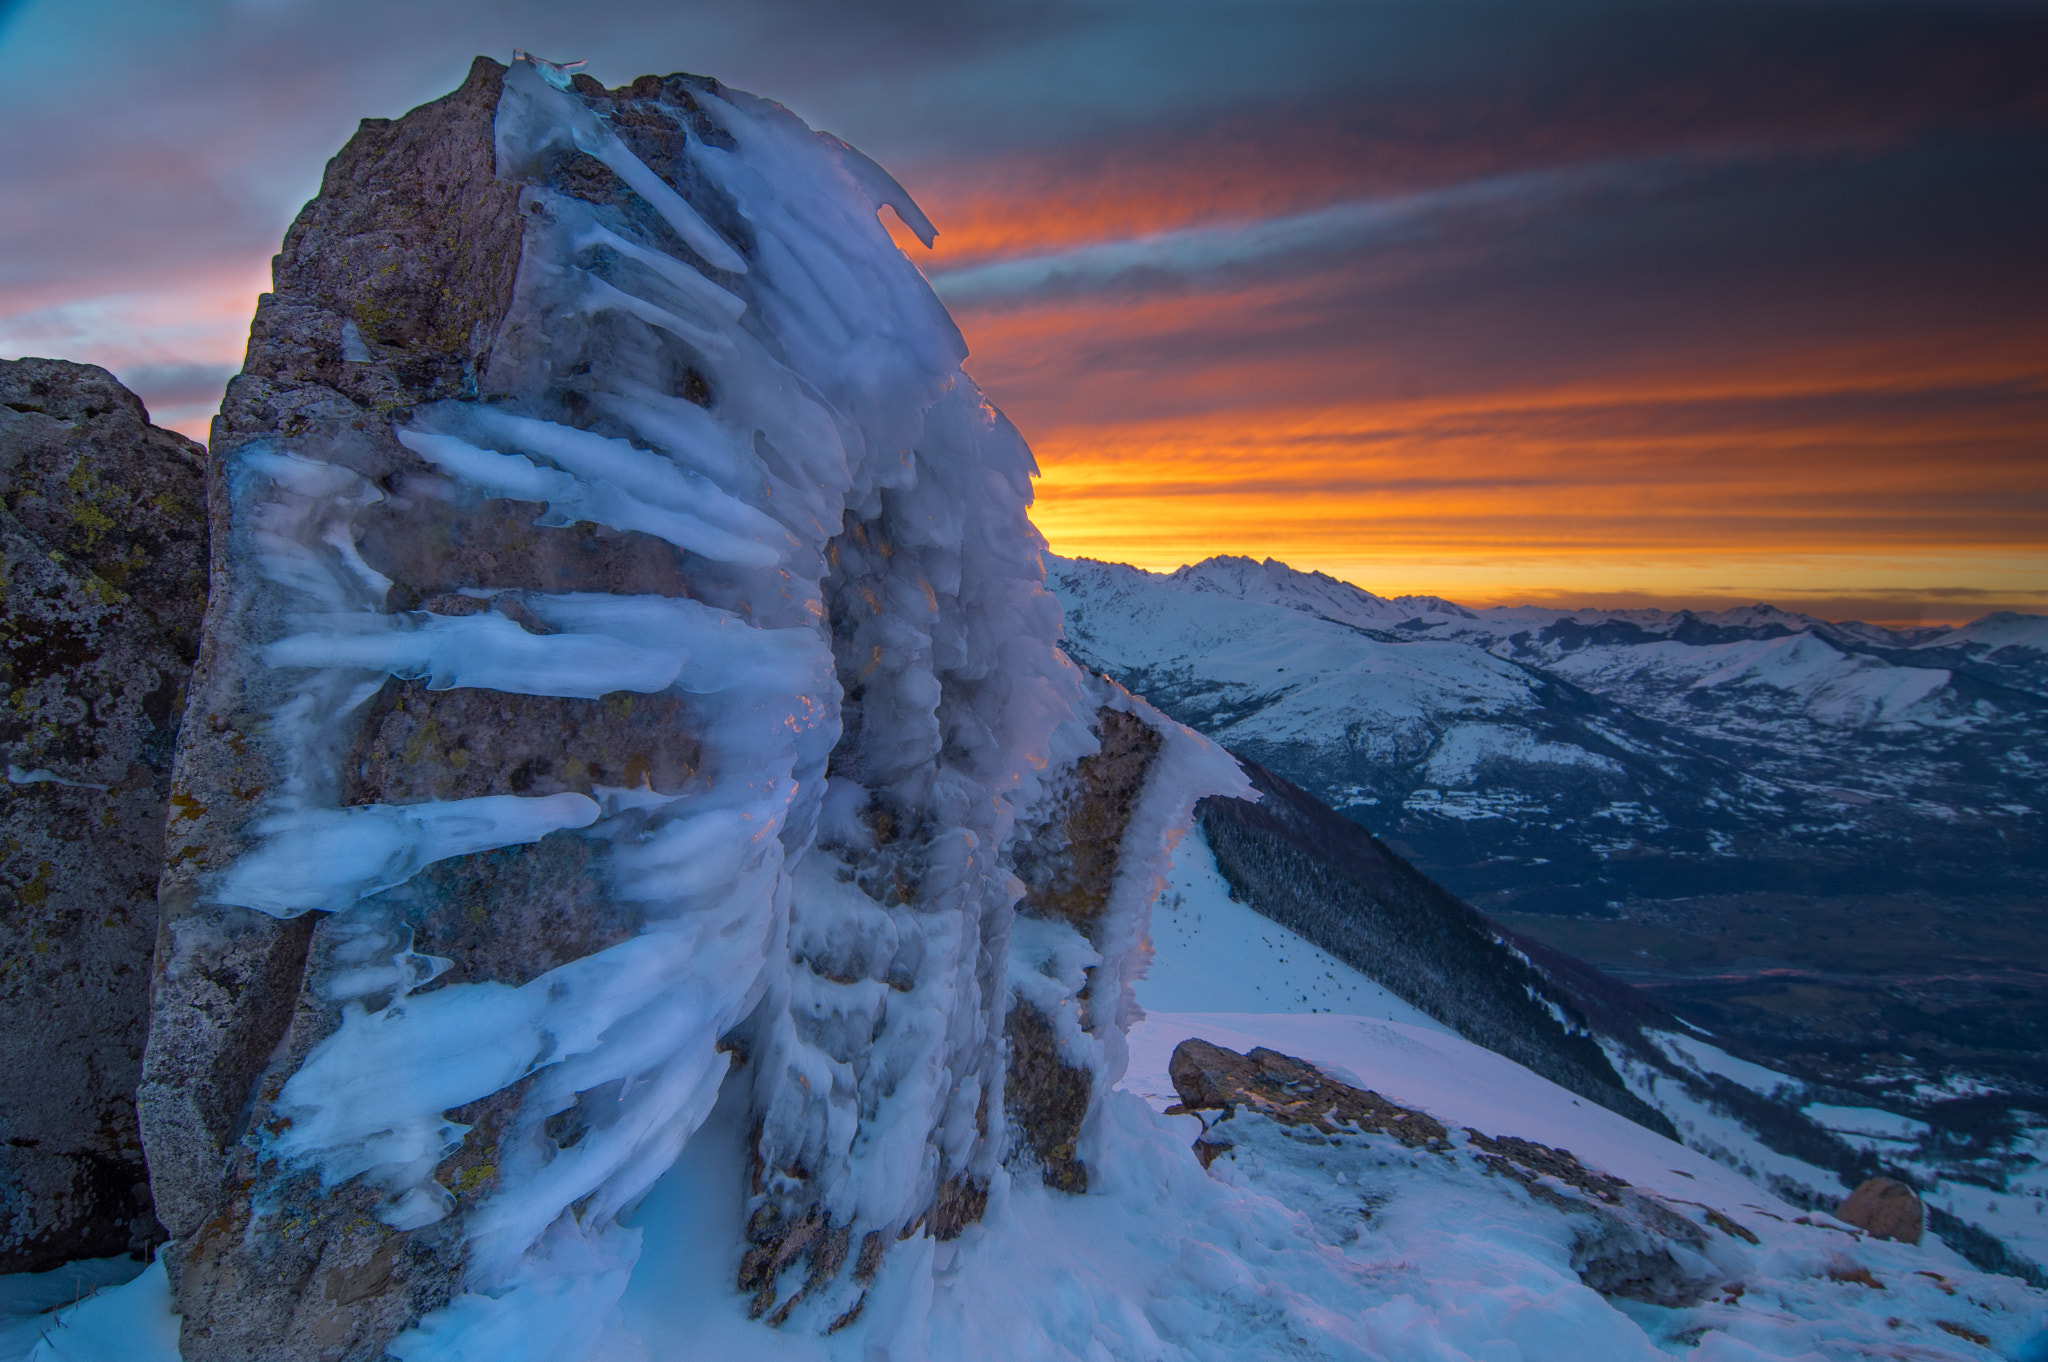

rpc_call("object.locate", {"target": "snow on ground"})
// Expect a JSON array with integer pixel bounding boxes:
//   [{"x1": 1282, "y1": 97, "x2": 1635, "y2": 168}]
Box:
[
  {"x1": 1922, "y1": 612, "x2": 2048, "y2": 655},
  {"x1": 0, "y1": 1259, "x2": 149, "y2": 1361},
  {"x1": 15, "y1": 1261, "x2": 173, "y2": 1362},
  {"x1": 1422, "y1": 722, "x2": 1621, "y2": 784},
  {"x1": 13, "y1": 833, "x2": 2048, "y2": 1361},
  {"x1": 1049, "y1": 557, "x2": 1551, "y2": 753},
  {"x1": 1802, "y1": 1103, "x2": 1935, "y2": 1149},
  {"x1": 1606, "y1": 1041, "x2": 1859, "y2": 1209},
  {"x1": 1924, "y1": 1174, "x2": 2048, "y2": 1283},
  {"x1": 1139, "y1": 829, "x2": 1452, "y2": 1028},
  {"x1": 1125, "y1": 1010, "x2": 1780, "y2": 1217},
  {"x1": 1538, "y1": 632, "x2": 1955, "y2": 730},
  {"x1": 1650, "y1": 1030, "x2": 1799, "y2": 1098}
]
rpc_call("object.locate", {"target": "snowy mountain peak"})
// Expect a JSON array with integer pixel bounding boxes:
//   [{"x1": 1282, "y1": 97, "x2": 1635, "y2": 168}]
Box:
[
  {"x1": 1923, "y1": 609, "x2": 2048, "y2": 655},
  {"x1": 1165, "y1": 554, "x2": 1413, "y2": 627}
]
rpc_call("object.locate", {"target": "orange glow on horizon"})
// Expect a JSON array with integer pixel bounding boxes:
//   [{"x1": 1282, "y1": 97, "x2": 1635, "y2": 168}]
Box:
[
  {"x1": 917, "y1": 253, "x2": 2048, "y2": 623},
  {"x1": 870, "y1": 134, "x2": 2048, "y2": 628},
  {"x1": 1015, "y1": 384, "x2": 2048, "y2": 622}
]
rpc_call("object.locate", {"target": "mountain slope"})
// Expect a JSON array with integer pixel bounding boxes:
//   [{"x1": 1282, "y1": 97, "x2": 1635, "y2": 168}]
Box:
[
  {"x1": 1051, "y1": 556, "x2": 2047, "y2": 908},
  {"x1": 1159, "y1": 757, "x2": 2045, "y2": 1277},
  {"x1": 26, "y1": 813, "x2": 2048, "y2": 1361},
  {"x1": 1192, "y1": 759, "x2": 1673, "y2": 1137},
  {"x1": 1049, "y1": 555, "x2": 2048, "y2": 1104}
]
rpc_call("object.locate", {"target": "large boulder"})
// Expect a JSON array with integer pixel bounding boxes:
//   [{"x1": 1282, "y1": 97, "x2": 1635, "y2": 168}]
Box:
[
  {"x1": 0, "y1": 358, "x2": 207, "y2": 1271},
  {"x1": 137, "y1": 52, "x2": 1242, "y2": 1360},
  {"x1": 136, "y1": 55, "x2": 555, "y2": 1360},
  {"x1": 1835, "y1": 1176, "x2": 1925, "y2": 1245}
]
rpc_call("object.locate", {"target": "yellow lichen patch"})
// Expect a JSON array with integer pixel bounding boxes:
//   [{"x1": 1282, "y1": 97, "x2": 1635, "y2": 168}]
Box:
[
  {"x1": 15, "y1": 861, "x2": 53, "y2": 908},
  {"x1": 449, "y1": 1161, "x2": 496, "y2": 1196},
  {"x1": 69, "y1": 500, "x2": 116, "y2": 552}
]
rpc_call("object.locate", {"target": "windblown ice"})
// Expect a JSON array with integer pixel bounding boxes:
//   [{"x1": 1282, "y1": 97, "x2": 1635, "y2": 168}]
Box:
[{"x1": 149, "y1": 53, "x2": 1244, "y2": 1358}]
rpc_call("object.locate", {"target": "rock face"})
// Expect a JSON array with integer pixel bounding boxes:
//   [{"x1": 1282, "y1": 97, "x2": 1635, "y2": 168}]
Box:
[
  {"x1": 137, "y1": 57, "x2": 534, "y2": 1360},
  {"x1": 1166, "y1": 1038, "x2": 1739, "y2": 1308},
  {"x1": 1166, "y1": 1038, "x2": 1449, "y2": 1153},
  {"x1": 0, "y1": 359, "x2": 206, "y2": 1271},
  {"x1": 1005, "y1": 706, "x2": 1165, "y2": 1193},
  {"x1": 1836, "y1": 1176, "x2": 1925, "y2": 1245},
  {"x1": 138, "y1": 53, "x2": 1241, "y2": 1359}
]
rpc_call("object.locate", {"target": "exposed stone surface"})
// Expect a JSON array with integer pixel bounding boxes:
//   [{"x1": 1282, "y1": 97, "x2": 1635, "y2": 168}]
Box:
[
  {"x1": 1167, "y1": 1037, "x2": 1449, "y2": 1148},
  {"x1": 1004, "y1": 1002, "x2": 1095, "y2": 1192},
  {"x1": 1015, "y1": 707, "x2": 1162, "y2": 931},
  {"x1": 136, "y1": 52, "x2": 1207, "y2": 1352},
  {"x1": 1836, "y1": 1176, "x2": 1926, "y2": 1245},
  {"x1": 135, "y1": 56, "x2": 730, "y2": 1362},
  {"x1": 1005, "y1": 704, "x2": 1166, "y2": 1194},
  {"x1": 1169, "y1": 1038, "x2": 1730, "y2": 1308},
  {"x1": 0, "y1": 358, "x2": 206, "y2": 1272},
  {"x1": 343, "y1": 676, "x2": 701, "y2": 806},
  {"x1": 216, "y1": 60, "x2": 524, "y2": 442}
]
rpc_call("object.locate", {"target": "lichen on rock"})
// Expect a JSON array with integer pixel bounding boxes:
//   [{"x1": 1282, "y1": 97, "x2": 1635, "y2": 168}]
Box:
[
  {"x1": 131, "y1": 51, "x2": 1243, "y2": 1359},
  {"x1": 0, "y1": 357, "x2": 205, "y2": 1273}
]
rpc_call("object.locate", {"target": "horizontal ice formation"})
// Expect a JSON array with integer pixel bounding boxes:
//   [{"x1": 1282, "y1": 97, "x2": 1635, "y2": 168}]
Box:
[
  {"x1": 182, "y1": 49, "x2": 1257, "y2": 1360},
  {"x1": 395, "y1": 418, "x2": 791, "y2": 567},
  {"x1": 214, "y1": 794, "x2": 602, "y2": 918}
]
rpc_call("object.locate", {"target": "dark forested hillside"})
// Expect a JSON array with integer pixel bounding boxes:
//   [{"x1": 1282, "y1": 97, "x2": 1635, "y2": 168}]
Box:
[
  {"x1": 1193, "y1": 757, "x2": 2048, "y2": 1283},
  {"x1": 1195, "y1": 759, "x2": 1676, "y2": 1138}
]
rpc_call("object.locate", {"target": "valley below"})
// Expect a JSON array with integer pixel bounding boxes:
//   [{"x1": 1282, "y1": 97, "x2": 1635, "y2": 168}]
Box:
[
  {"x1": 1490, "y1": 890, "x2": 2048, "y2": 1101},
  {"x1": 1051, "y1": 552, "x2": 2048, "y2": 1271}
]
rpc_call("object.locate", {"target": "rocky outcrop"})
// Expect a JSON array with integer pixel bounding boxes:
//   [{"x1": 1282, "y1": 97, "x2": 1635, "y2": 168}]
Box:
[
  {"x1": 1167, "y1": 1038, "x2": 1737, "y2": 1307},
  {"x1": 1166, "y1": 1037, "x2": 1449, "y2": 1152},
  {"x1": 133, "y1": 51, "x2": 1241, "y2": 1358},
  {"x1": 1005, "y1": 705, "x2": 1165, "y2": 1193},
  {"x1": 0, "y1": 358, "x2": 206, "y2": 1272},
  {"x1": 1836, "y1": 1176, "x2": 1925, "y2": 1245},
  {"x1": 135, "y1": 56, "x2": 556, "y2": 1361}
]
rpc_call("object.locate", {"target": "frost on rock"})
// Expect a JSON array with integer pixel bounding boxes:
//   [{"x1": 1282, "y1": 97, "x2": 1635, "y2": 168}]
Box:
[{"x1": 136, "y1": 54, "x2": 1241, "y2": 1360}]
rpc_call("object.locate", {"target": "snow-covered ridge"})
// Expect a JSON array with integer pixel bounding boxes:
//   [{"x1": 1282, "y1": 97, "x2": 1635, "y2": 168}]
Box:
[
  {"x1": 1048, "y1": 553, "x2": 2046, "y2": 861},
  {"x1": 33, "y1": 819, "x2": 2047, "y2": 1361},
  {"x1": 1050, "y1": 552, "x2": 2048, "y2": 1284},
  {"x1": 1109, "y1": 553, "x2": 2047, "y2": 657}
]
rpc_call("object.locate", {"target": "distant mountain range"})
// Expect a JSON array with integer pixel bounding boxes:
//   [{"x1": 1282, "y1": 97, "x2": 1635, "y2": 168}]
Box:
[{"x1": 1048, "y1": 554, "x2": 2048, "y2": 1120}]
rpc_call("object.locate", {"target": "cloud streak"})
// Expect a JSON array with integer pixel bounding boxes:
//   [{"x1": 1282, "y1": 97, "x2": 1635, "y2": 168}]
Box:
[
  {"x1": 929, "y1": 159, "x2": 1665, "y2": 305},
  {"x1": 1, "y1": 0, "x2": 2043, "y2": 615}
]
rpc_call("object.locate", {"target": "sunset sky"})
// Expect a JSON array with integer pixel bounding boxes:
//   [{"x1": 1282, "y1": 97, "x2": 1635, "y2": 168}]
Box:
[{"x1": 2, "y1": 0, "x2": 2043, "y2": 623}]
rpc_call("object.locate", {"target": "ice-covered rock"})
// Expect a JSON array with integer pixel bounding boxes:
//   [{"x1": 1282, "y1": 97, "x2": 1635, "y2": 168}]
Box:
[
  {"x1": 1163, "y1": 1038, "x2": 1732, "y2": 1308},
  {"x1": 0, "y1": 359, "x2": 206, "y2": 1273},
  {"x1": 137, "y1": 54, "x2": 1240, "y2": 1360}
]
